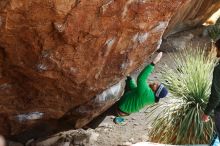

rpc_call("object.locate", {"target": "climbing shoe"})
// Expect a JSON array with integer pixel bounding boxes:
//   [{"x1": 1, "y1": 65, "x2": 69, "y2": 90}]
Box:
[{"x1": 114, "y1": 117, "x2": 127, "y2": 126}]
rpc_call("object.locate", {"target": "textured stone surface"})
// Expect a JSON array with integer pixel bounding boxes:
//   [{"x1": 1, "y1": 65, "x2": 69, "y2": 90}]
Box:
[
  {"x1": 30, "y1": 129, "x2": 99, "y2": 146},
  {"x1": 0, "y1": 0, "x2": 185, "y2": 140},
  {"x1": 164, "y1": 0, "x2": 220, "y2": 37}
]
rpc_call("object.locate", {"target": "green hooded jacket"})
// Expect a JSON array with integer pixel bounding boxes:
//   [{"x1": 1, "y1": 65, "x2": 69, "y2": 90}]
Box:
[{"x1": 118, "y1": 64, "x2": 155, "y2": 114}]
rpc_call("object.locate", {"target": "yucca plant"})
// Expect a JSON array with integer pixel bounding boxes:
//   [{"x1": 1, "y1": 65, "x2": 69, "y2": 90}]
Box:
[{"x1": 149, "y1": 47, "x2": 217, "y2": 144}]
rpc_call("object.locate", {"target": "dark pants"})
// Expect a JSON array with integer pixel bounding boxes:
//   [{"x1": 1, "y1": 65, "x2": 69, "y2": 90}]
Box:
[
  {"x1": 210, "y1": 111, "x2": 220, "y2": 146},
  {"x1": 215, "y1": 111, "x2": 220, "y2": 137}
]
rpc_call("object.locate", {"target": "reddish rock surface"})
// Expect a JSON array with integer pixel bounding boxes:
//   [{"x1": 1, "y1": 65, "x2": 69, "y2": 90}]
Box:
[
  {"x1": 164, "y1": 0, "x2": 220, "y2": 37},
  {"x1": 0, "y1": 0, "x2": 186, "y2": 140}
]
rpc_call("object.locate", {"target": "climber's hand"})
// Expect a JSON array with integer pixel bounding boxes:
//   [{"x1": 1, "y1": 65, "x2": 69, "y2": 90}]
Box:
[
  {"x1": 153, "y1": 52, "x2": 163, "y2": 64},
  {"x1": 201, "y1": 114, "x2": 209, "y2": 122},
  {"x1": 126, "y1": 76, "x2": 132, "y2": 80}
]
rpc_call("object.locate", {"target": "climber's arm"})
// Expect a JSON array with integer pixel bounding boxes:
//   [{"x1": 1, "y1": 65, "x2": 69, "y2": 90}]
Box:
[
  {"x1": 137, "y1": 52, "x2": 163, "y2": 94},
  {"x1": 126, "y1": 76, "x2": 137, "y2": 90}
]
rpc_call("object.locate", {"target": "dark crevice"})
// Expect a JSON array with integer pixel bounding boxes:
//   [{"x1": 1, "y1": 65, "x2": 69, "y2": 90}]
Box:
[{"x1": 0, "y1": 46, "x2": 7, "y2": 63}]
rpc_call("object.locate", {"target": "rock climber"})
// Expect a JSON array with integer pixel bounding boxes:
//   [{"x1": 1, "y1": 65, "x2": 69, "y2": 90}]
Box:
[
  {"x1": 202, "y1": 39, "x2": 220, "y2": 146},
  {"x1": 114, "y1": 52, "x2": 168, "y2": 125}
]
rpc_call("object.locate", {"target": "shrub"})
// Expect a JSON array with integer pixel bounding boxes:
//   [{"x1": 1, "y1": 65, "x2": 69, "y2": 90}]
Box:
[
  {"x1": 207, "y1": 17, "x2": 220, "y2": 41},
  {"x1": 149, "y1": 47, "x2": 217, "y2": 144},
  {"x1": 208, "y1": 25, "x2": 220, "y2": 41}
]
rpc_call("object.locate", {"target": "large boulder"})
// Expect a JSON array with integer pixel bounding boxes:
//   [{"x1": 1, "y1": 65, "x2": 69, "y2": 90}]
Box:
[{"x1": 0, "y1": 0, "x2": 186, "y2": 141}]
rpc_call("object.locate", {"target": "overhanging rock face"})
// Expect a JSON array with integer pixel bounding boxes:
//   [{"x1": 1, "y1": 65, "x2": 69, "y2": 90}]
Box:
[
  {"x1": 0, "y1": 0, "x2": 186, "y2": 140},
  {"x1": 164, "y1": 0, "x2": 220, "y2": 37}
]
